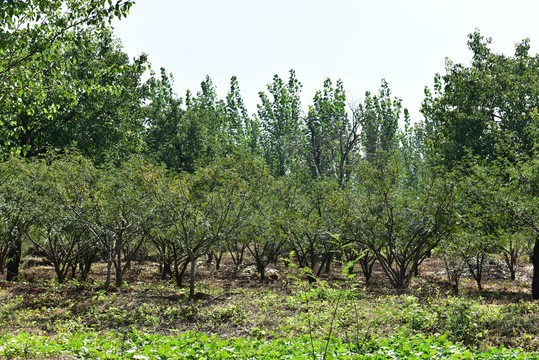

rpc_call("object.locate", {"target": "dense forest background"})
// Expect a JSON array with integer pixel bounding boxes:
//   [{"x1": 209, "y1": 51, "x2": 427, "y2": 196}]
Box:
[{"x1": 3, "y1": 0, "x2": 539, "y2": 303}]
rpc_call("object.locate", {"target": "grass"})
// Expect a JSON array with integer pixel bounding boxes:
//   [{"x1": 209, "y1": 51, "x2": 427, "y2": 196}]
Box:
[{"x1": 0, "y1": 257, "x2": 538, "y2": 358}]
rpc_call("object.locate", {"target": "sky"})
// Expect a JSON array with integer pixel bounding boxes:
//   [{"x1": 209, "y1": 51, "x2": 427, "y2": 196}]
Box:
[{"x1": 112, "y1": 0, "x2": 539, "y2": 121}]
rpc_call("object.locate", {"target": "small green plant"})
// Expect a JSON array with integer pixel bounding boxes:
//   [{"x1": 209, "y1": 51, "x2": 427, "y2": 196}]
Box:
[
  {"x1": 444, "y1": 297, "x2": 483, "y2": 345},
  {"x1": 0, "y1": 331, "x2": 536, "y2": 359},
  {"x1": 206, "y1": 303, "x2": 246, "y2": 326}
]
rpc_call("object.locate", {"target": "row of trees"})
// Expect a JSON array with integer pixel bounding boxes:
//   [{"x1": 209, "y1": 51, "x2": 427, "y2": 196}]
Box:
[
  {"x1": 0, "y1": 146, "x2": 456, "y2": 300},
  {"x1": 3, "y1": 2, "x2": 539, "y2": 298}
]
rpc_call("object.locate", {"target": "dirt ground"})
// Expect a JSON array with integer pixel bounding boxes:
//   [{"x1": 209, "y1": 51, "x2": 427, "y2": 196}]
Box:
[{"x1": 9, "y1": 253, "x2": 534, "y2": 304}]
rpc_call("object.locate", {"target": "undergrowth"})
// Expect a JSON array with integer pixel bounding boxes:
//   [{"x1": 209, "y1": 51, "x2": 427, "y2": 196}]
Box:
[{"x1": 0, "y1": 331, "x2": 536, "y2": 359}]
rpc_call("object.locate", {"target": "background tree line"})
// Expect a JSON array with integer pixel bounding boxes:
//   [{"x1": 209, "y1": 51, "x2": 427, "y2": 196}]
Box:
[{"x1": 2, "y1": 1, "x2": 539, "y2": 299}]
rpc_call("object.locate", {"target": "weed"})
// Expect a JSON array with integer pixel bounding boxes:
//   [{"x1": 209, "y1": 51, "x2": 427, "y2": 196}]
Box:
[
  {"x1": 444, "y1": 297, "x2": 483, "y2": 345},
  {"x1": 206, "y1": 303, "x2": 246, "y2": 326}
]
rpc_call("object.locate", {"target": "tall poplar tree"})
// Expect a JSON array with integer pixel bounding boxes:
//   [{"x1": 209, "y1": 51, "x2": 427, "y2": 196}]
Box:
[{"x1": 257, "y1": 69, "x2": 303, "y2": 177}]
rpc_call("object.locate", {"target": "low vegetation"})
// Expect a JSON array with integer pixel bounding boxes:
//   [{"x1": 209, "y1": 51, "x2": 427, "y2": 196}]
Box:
[{"x1": 0, "y1": 257, "x2": 538, "y2": 358}]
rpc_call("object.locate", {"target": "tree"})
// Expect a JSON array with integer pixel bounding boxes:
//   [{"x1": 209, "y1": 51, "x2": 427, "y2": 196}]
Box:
[
  {"x1": 144, "y1": 68, "x2": 185, "y2": 172},
  {"x1": 0, "y1": 156, "x2": 43, "y2": 281},
  {"x1": 221, "y1": 76, "x2": 253, "y2": 155},
  {"x1": 57, "y1": 155, "x2": 157, "y2": 288},
  {"x1": 258, "y1": 69, "x2": 303, "y2": 177},
  {"x1": 336, "y1": 185, "x2": 378, "y2": 285},
  {"x1": 499, "y1": 229, "x2": 532, "y2": 281},
  {"x1": 357, "y1": 79, "x2": 403, "y2": 161},
  {"x1": 157, "y1": 157, "x2": 263, "y2": 299},
  {"x1": 276, "y1": 177, "x2": 340, "y2": 283},
  {"x1": 352, "y1": 151, "x2": 456, "y2": 289},
  {"x1": 1, "y1": 0, "x2": 135, "y2": 158},
  {"x1": 93, "y1": 158, "x2": 157, "y2": 287},
  {"x1": 422, "y1": 30, "x2": 539, "y2": 170},
  {"x1": 422, "y1": 31, "x2": 539, "y2": 297},
  {"x1": 22, "y1": 159, "x2": 85, "y2": 283},
  {"x1": 239, "y1": 170, "x2": 301, "y2": 282},
  {"x1": 47, "y1": 154, "x2": 102, "y2": 282},
  {"x1": 1, "y1": 29, "x2": 148, "y2": 162},
  {"x1": 305, "y1": 78, "x2": 360, "y2": 187},
  {"x1": 1, "y1": 0, "x2": 133, "y2": 87},
  {"x1": 472, "y1": 145, "x2": 539, "y2": 298}
]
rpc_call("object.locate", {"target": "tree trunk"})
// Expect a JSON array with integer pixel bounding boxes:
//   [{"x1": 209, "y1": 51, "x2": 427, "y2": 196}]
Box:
[
  {"x1": 256, "y1": 259, "x2": 266, "y2": 282},
  {"x1": 115, "y1": 240, "x2": 123, "y2": 287},
  {"x1": 79, "y1": 251, "x2": 96, "y2": 282},
  {"x1": 412, "y1": 257, "x2": 420, "y2": 277},
  {"x1": 325, "y1": 252, "x2": 333, "y2": 274},
  {"x1": 161, "y1": 259, "x2": 172, "y2": 280},
  {"x1": 189, "y1": 257, "x2": 196, "y2": 300},
  {"x1": 361, "y1": 257, "x2": 375, "y2": 286},
  {"x1": 175, "y1": 260, "x2": 189, "y2": 288},
  {"x1": 215, "y1": 251, "x2": 224, "y2": 270},
  {"x1": 104, "y1": 249, "x2": 113, "y2": 289},
  {"x1": 532, "y1": 238, "x2": 539, "y2": 300},
  {"x1": 6, "y1": 238, "x2": 21, "y2": 282},
  {"x1": 56, "y1": 269, "x2": 66, "y2": 284},
  {"x1": 206, "y1": 250, "x2": 214, "y2": 265},
  {"x1": 503, "y1": 249, "x2": 518, "y2": 281},
  {"x1": 71, "y1": 261, "x2": 77, "y2": 280}
]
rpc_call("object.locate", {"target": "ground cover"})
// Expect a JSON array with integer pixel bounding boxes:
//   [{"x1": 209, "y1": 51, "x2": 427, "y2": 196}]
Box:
[
  {"x1": 0, "y1": 331, "x2": 535, "y2": 359},
  {"x1": 0, "y1": 256, "x2": 538, "y2": 358}
]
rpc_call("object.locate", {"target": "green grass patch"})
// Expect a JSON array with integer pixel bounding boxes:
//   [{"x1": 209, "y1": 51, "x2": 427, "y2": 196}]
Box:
[{"x1": 0, "y1": 331, "x2": 536, "y2": 359}]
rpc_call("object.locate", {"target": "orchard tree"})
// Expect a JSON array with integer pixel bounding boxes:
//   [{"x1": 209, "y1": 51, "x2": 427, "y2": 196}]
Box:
[
  {"x1": 336, "y1": 185, "x2": 378, "y2": 285},
  {"x1": 499, "y1": 229, "x2": 532, "y2": 281},
  {"x1": 275, "y1": 176, "x2": 341, "y2": 283},
  {"x1": 157, "y1": 157, "x2": 265, "y2": 299},
  {"x1": 353, "y1": 151, "x2": 456, "y2": 289},
  {"x1": 91, "y1": 157, "x2": 158, "y2": 287},
  {"x1": 244, "y1": 181, "x2": 288, "y2": 282},
  {"x1": 0, "y1": 157, "x2": 44, "y2": 280},
  {"x1": 48, "y1": 154, "x2": 102, "y2": 281},
  {"x1": 59, "y1": 155, "x2": 158, "y2": 288},
  {"x1": 21, "y1": 159, "x2": 85, "y2": 284}
]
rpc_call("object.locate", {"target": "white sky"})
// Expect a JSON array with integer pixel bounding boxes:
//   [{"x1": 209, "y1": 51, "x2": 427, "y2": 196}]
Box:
[{"x1": 113, "y1": 0, "x2": 539, "y2": 121}]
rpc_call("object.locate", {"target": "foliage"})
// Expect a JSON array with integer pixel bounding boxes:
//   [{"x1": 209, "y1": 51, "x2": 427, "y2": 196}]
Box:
[
  {"x1": 154, "y1": 156, "x2": 268, "y2": 298},
  {"x1": 258, "y1": 69, "x2": 303, "y2": 177},
  {"x1": 0, "y1": 0, "x2": 136, "y2": 159},
  {"x1": 305, "y1": 78, "x2": 360, "y2": 187},
  {"x1": 422, "y1": 30, "x2": 539, "y2": 170},
  {"x1": 347, "y1": 150, "x2": 456, "y2": 288},
  {"x1": 0, "y1": 331, "x2": 535, "y2": 360},
  {"x1": 275, "y1": 177, "x2": 341, "y2": 283},
  {"x1": 357, "y1": 79, "x2": 404, "y2": 160}
]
